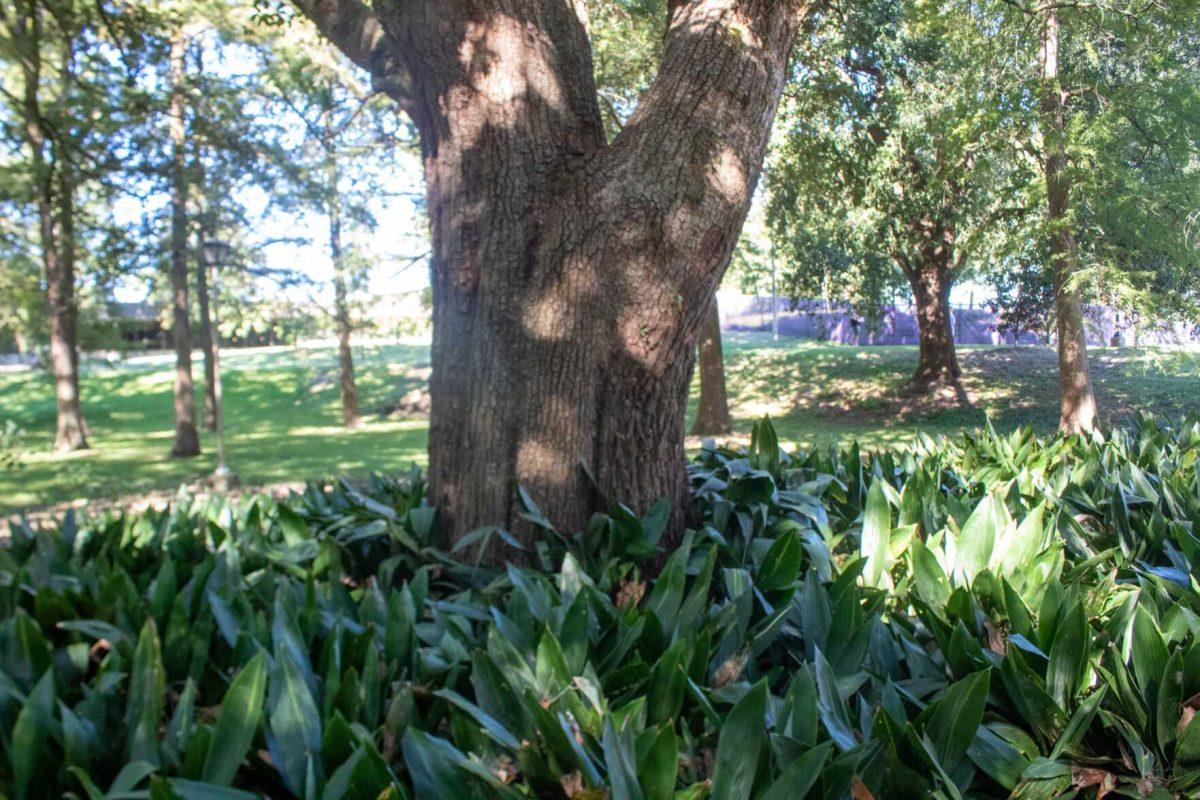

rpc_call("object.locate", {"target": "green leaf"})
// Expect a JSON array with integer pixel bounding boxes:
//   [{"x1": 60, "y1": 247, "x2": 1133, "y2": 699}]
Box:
[
  {"x1": 202, "y1": 650, "x2": 269, "y2": 786},
  {"x1": 647, "y1": 640, "x2": 688, "y2": 726},
  {"x1": 911, "y1": 539, "x2": 951, "y2": 609},
  {"x1": 12, "y1": 669, "x2": 54, "y2": 800},
  {"x1": 813, "y1": 648, "x2": 857, "y2": 752},
  {"x1": 1130, "y1": 604, "x2": 1169, "y2": 693},
  {"x1": 758, "y1": 740, "x2": 833, "y2": 800},
  {"x1": 268, "y1": 649, "x2": 323, "y2": 796},
  {"x1": 1050, "y1": 687, "x2": 1106, "y2": 760},
  {"x1": 710, "y1": 679, "x2": 768, "y2": 800},
  {"x1": 126, "y1": 618, "x2": 166, "y2": 766},
  {"x1": 1045, "y1": 600, "x2": 1087, "y2": 711},
  {"x1": 637, "y1": 724, "x2": 677, "y2": 800},
  {"x1": 602, "y1": 717, "x2": 644, "y2": 800},
  {"x1": 924, "y1": 669, "x2": 990, "y2": 774},
  {"x1": 954, "y1": 493, "x2": 1010, "y2": 582},
  {"x1": 432, "y1": 689, "x2": 521, "y2": 750},
  {"x1": 967, "y1": 725, "x2": 1031, "y2": 791},
  {"x1": 860, "y1": 479, "x2": 891, "y2": 588},
  {"x1": 167, "y1": 777, "x2": 261, "y2": 799},
  {"x1": 758, "y1": 527, "x2": 803, "y2": 591}
]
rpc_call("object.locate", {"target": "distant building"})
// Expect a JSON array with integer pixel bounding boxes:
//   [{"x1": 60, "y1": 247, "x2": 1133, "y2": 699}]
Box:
[{"x1": 104, "y1": 301, "x2": 166, "y2": 347}]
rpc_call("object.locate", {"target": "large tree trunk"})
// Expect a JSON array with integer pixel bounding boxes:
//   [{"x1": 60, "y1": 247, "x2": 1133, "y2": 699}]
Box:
[
  {"x1": 1040, "y1": 6, "x2": 1096, "y2": 434},
  {"x1": 325, "y1": 135, "x2": 361, "y2": 428},
  {"x1": 297, "y1": 0, "x2": 806, "y2": 547},
  {"x1": 169, "y1": 29, "x2": 201, "y2": 457},
  {"x1": 901, "y1": 247, "x2": 961, "y2": 393},
  {"x1": 691, "y1": 298, "x2": 733, "y2": 436},
  {"x1": 16, "y1": 4, "x2": 87, "y2": 452}
]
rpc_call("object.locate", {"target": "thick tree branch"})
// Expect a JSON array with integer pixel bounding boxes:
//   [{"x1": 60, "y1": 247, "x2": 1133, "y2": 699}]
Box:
[
  {"x1": 290, "y1": 0, "x2": 413, "y2": 107},
  {"x1": 606, "y1": 0, "x2": 808, "y2": 255}
]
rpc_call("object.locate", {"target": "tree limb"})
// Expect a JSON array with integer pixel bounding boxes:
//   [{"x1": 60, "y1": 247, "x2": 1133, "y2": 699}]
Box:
[{"x1": 290, "y1": 0, "x2": 413, "y2": 108}]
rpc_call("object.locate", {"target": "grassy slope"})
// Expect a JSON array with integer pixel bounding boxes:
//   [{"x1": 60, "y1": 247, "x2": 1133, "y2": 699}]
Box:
[{"x1": 3, "y1": 333, "x2": 1199, "y2": 512}]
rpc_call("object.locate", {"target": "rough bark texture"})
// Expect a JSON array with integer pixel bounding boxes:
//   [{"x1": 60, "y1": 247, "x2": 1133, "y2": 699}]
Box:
[
  {"x1": 691, "y1": 299, "x2": 733, "y2": 436},
  {"x1": 325, "y1": 137, "x2": 362, "y2": 428},
  {"x1": 1040, "y1": 6, "x2": 1097, "y2": 433},
  {"x1": 899, "y1": 243, "x2": 961, "y2": 393},
  {"x1": 169, "y1": 29, "x2": 201, "y2": 457},
  {"x1": 14, "y1": 3, "x2": 87, "y2": 452},
  {"x1": 297, "y1": 0, "x2": 807, "y2": 547}
]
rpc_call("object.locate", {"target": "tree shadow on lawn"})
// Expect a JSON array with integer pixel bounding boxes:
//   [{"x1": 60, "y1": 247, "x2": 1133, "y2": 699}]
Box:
[
  {"x1": 1, "y1": 420, "x2": 428, "y2": 514},
  {"x1": 0, "y1": 351, "x2": 432, "y2": 513},
  {"x1": 710, "y1": 341, "x2": 1200, "y2": 447}
]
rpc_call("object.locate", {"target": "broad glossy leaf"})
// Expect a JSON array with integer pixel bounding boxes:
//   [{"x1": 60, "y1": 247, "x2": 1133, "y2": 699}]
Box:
[
  {"x1": 710, "y1": 679, "x2": 768, "y2": 800},
  {"x1": 202, "y1": 650, "x2": 269, "y2": 786}
]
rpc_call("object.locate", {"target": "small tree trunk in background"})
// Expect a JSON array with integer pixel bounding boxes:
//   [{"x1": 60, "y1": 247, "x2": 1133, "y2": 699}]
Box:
[
  {"x1": 691, "y1": 299, "x2": 733, "y2": 436},
  {"x1": 17, "y1": 5, "x2": 87, "y2": 452},
  {"x1": 1040, "y1": 6, "x2": 1097, "y2": 433},
  {"x1": 901, "y1": 247, "x2": 961, "y2": 393},
  {"x1": 325, "y1": 135, "x2": 361, "y2": 428},
  {"x1": 52, "y1": 147, "x2": 88, "y2": 451},
  {"x1": 169, "y1": 29, "x2": 200, "y2": 457},
  {"x1": 196, "y1": 258, "x2": 217, "y2": 430}
]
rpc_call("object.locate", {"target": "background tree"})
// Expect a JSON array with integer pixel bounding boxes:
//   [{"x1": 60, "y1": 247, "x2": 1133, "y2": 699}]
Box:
[
  {"x1": 290, "y1": 0, "x2": 813, "y2": 545},
  {"x1": 166, "y1": 20, "x2": 201, "y2": 456},
  {"x1": 768, "y1": 0, "x2": 1028, "y2": 395},
  {"x1": 989, "y1": 0, "x2": 1200, "y2": 431},
  {"x1": 0, "y1": 0, "x2": 151, "y2": 451},
  {"x1": 986, "y1": 249, "x2": 1055, "y2": 344},
  {"x1": 690, "y1": 299, "x2": 733, "y2": 436},
  {"x1": 179, "y1": 9, "x2": 295, "y2": 429},
  {"x1": 262, "y1": 24, "x2": 406, "y2": 428}
]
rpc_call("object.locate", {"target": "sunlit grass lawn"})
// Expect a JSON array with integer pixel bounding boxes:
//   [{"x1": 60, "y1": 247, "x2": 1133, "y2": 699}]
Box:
[
  {"x1": 0, "y1": 342, "x2": 431, "y2": 513},
  {"x1": 709, "y1": 333, "x2": 1200, "y2": 446},
  {"x1": 3, "y1": 333, "x2": 1200, "y2": 513}
]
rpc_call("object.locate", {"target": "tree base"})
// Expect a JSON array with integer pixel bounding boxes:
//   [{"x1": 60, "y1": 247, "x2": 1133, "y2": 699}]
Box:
[{"x1": 690, "y1": 421, "x2": 733, "y2": 437}]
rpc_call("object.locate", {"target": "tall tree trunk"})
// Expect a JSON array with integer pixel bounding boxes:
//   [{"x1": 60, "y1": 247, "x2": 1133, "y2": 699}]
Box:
[
  {"x1": 325, "y1": 134, "x2": 361, "y2": 428},
  {"x1": 169, "y1": 29, "x2": 200, "y2": 457},
  {"x1": 691, "y1": 299, "x2": 733, "y2": 436},
  {"x1": 16, "y1": 4, "x2": 87, "y2": 452},
  {"x1": 54, "y1": 140, "x2": 88, "y2": 451},
  {"x1": 297, "y1": 0, "x2": 807, "y2": 548},
  {"x1": 196, "y1": 252, "x2": 217, "y2": 431},
  {"x1": 1040, "y1": 6, "x2": 1097, "y2": 433},
  {"x1": 901, "y1": 247, "x2": 961, "y2": 393}
]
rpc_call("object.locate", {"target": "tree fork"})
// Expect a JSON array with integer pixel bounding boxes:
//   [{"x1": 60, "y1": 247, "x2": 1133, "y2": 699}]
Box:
[{"x1": 295, "y1": 0, "x2": 809, "y2": 548}]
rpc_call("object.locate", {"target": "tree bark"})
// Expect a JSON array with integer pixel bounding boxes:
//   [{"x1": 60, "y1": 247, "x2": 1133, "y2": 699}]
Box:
[
  {"x1": 14, "y1": 3, "x2": 87, "y2": 452},
  {"x1": 325, "y1": 129, "x2": 361, "y2": 428},
  {"x1": 196, "y1": 253, "x2": 217, "y2": 431},
  {"x1": 691, "y1": 298, "x2": 733, "y2": 436},
  {"x1": 900, "y1": 246, "x2": 961, "y2": 393},
  {"x1": 297, "y1": 0, "x2": 806, "y2": 548},
  {"x1": 1040, "y1": 6, "x2": 1097, "y2": 433},
  {"x1": 169, "y1": 28, "x2": 201, "y2": 457}
]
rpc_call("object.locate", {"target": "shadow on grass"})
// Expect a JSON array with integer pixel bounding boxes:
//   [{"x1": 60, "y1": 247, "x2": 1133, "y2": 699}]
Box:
[{"x1": 5, "y1": 337, "x2": 1200, "y2": 511}]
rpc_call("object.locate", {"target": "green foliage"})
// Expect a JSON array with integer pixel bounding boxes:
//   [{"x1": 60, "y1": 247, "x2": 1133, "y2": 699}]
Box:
[
  {"x1": 5, "y1": 414, "x2": 1200, "y2": 796},
  {"x1": 766, "y1": 0, "x2": 1026, "y2": 315},
  {"x1": 986, "y1": 252, "x2": 1055, "y2": 343}
]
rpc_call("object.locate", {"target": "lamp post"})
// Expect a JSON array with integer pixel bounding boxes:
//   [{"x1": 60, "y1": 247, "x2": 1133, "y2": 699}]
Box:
[{"x1": 201, "y1": 239, "x2": 238, "y2": 491}]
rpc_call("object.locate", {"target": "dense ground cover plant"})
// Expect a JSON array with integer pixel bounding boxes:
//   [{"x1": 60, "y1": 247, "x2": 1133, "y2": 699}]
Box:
[{"x1": 2, "y1": 416, "x2": 1200, "y2": 798}]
